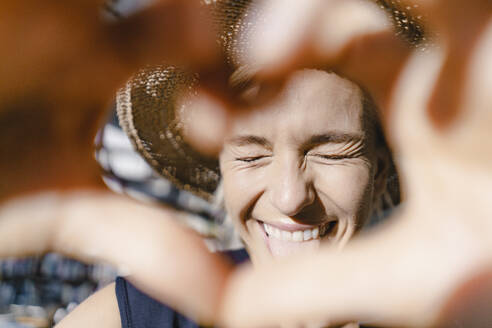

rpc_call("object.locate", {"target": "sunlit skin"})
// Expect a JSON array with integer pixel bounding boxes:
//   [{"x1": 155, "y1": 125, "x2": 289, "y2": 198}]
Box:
[
  {"x1": 220, "y1": 69, "x2": 387, "y2": 265},
  {"x1": 0, "y1": 1, "x2": 490, "y2": 327}
]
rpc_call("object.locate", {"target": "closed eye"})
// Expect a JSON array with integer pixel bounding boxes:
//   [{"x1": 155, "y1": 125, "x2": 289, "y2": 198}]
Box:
[
  {"x1": 313, "y1": 154, "x2": 352, "y2": 160},
  {"x1": 236, "y1": 156, "x2": 267, "y2": 163},
  {"x1": 307, "y1": 153, "x2": 361, "y2": 164}
]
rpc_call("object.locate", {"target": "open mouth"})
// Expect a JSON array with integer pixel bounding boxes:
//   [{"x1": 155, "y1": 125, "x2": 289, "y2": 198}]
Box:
[
  {"x1": 254, "y1": 220, "x2": 339, "y2": 258},
  {"x1": 260, "y1": 220, "x2": 338, "y2": 242}
]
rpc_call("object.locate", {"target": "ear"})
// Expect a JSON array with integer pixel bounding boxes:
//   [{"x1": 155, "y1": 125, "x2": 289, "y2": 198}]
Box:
[{"x1": 372, "y1": 146, "x2": 391, "y2": 202}]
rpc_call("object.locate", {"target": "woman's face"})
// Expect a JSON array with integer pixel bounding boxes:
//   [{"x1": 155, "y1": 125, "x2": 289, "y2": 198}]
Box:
[{"x1": 219, "y1": 69, "x2": 382, "y2": 263}]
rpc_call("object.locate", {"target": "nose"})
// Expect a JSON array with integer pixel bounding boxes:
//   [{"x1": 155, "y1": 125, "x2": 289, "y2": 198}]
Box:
[{"x1": 268, "y1": 155, "x2": 315, "y2": 216}]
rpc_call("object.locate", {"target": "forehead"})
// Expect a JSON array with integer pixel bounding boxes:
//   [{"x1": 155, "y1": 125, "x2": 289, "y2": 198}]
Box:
[{"x1": 230, "y1": 70, "x2": 365, "y2": 139}]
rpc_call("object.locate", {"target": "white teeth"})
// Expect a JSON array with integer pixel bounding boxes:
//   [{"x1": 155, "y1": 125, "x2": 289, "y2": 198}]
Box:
[
  {"x1": 292, "y1": 231, "x2": 303, "y2": 242},
  {"x1": 303, "y1": 229, "x2": 312, "y2": 240},
  {"x1": 273, "y1": 228, "x2": 281, "y2": 239},
  {"x1": 263, "y1": 222, "x2": 331, "y2": 242},
  {"x1": 312, "y1": 227, "x2": 319, "y2": 239},
  {"x1": 281, "y1": 230, "x2": 292, "y2": 241}
]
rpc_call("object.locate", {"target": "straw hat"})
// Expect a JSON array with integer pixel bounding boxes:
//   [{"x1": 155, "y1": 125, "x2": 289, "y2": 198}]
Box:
[{"x1": 116, "y1": 0, "x2": 425, "y2": 202}]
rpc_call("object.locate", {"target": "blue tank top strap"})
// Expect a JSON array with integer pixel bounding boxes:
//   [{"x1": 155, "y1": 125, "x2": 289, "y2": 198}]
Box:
[
  {"x1": 115, "y1": 248, "x2": 249, "y2": 328},
  {"x1": 223, "y1": 248, "x2": 250, "y2": 265}
]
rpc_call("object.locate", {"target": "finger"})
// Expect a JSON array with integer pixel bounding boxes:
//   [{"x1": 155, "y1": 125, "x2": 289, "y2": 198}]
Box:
[
  {"x1": 377, "y1": 0, "x2": 491, "y2": 131},
  {"x1": 219, "y1": 208, "x2": 492, "y2": 328},
  {"x1": 0, "y1": 0, "x2": 218, "y2": 104},
  {"x1": 454, "y1": 18, "x2": 492, "y2": 166},
  {"x1": 55, "y1": 191, "x2": 233, "y2": 324},
  {"x1": 0, "y1": 98, "x2": 105, "y2": 201},
  {"x1": 436, "y1": 268, "x2": 492, "y2": 328},
  {"x1": 104, "y1": 0, "x2": 218, "y2": 72},
  {"x1": 0, "y1": 1, "x2": 109, "y2": 106},
  {"x1": 425, "y1": 1, "x2": 492, "y2": 129},
  {"x1": 220, "y1": 224, "x2": 404, "y2": 327},
  {"x1": 388, "y1": 19, "x2": 492, "y2": 184},
  {"x1": 242, "y1": 0, "x2": 392, "y2": 76},
  {"x1": 180, "y1": 75, "x2": 286, "y2": 157},
  {"x1": 0, "y1": 193, "x2": 60, "y2": 256},
  {"x1": 183, "y1": 0, "x2": 411, "y2": 157},
  {"x1": 86, "y1": 0, "x2": 222, "y2": 111},
  {"x1": 0, "y1": 1, "x2": 113, "y2": 198},
  {"x1": 0, "y1": 1, "x2": 217, "y2": 199},
  {"x1": 179, "y1": 90, "x2": 232, "y2": 156},
  {"x1": 239, "y1": 0, "x2": 412, "y2": 121},
  {"x1": 0, "y1": 191, "x2": 233, "y2": 323}
]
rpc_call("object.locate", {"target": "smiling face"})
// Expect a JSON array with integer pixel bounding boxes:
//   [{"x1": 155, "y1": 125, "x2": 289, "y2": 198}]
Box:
[{"x1": 219, "y1": 69, "x2": 384, "y2": 263}]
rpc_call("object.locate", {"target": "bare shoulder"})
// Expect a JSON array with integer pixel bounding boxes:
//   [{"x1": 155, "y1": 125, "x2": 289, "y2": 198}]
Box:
[{"x1": 55, "y1": 282, "x2": 121, "y2": 328}]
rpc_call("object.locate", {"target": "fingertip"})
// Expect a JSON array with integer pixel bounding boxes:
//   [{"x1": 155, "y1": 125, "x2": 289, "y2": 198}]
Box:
[
  {"x1": 239, "y1": 0, "x2": 321, "y2": 77},
  {"x1": 180, "y1": 91, "x2": 232, "y2": 157}
]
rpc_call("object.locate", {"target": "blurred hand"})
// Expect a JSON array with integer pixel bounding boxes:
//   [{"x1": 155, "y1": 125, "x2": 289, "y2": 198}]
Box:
[
  {"x1": 217, "y1": 0, "x2": 492, "y2": 327},
  {"x1": 0, "y1": 0, "x2": 219, "y2": 199},
  {"x1": 1, "y1": 0, "x2": 491, "y2": 327},
  {"x1": 0, "y1": 191, "x2": 233, "y2": 323},
  {"x1": 0, "y1": 0, "x2": 229, "y2": 323}
]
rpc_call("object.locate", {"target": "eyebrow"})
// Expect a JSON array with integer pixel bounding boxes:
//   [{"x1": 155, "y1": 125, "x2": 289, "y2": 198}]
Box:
[
  {"x1": 226, "y1": 132, "x2": 364, "y2": 149},
  {"x1": 226, "y1": 135, "x2": 272, "y2": 149}
]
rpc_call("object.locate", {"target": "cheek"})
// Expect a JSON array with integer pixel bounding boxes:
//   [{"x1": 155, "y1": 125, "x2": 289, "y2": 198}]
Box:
[
  {"x1": 312, "y1": 162, "x2": 374, "y2": 217},
  {"x1": 222, "y1": 168, "x2": 269, "y2": 258},
  {"x1": 222, "y1": 166, "x2": 267, "y2": 228}
]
